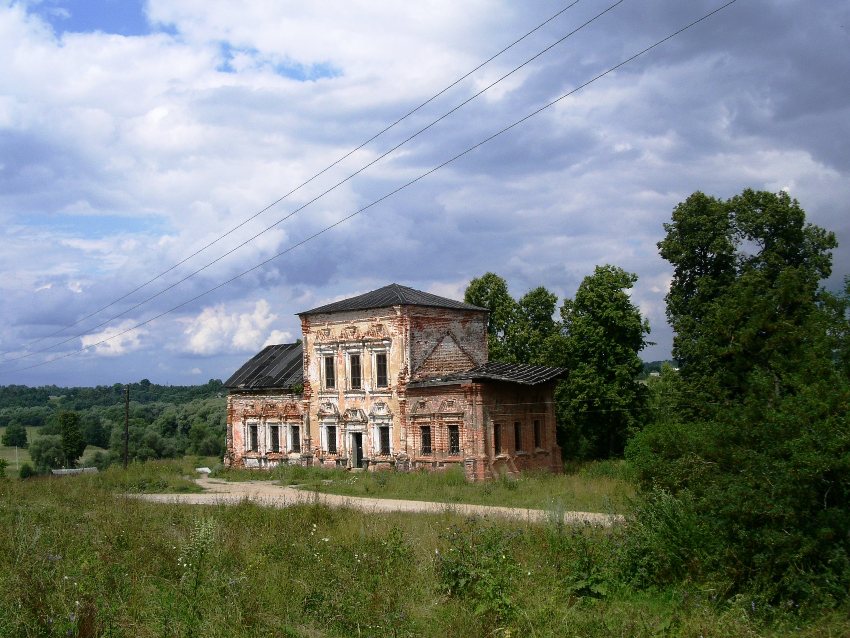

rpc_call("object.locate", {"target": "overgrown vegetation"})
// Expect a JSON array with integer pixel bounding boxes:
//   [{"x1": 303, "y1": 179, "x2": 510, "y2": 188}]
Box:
[
  {"x1": 1, "y1": 459, "x2": 848, "y2": 637},
  {"x1": 628, "y1": 189, "x2": 850, "y2": 611}
]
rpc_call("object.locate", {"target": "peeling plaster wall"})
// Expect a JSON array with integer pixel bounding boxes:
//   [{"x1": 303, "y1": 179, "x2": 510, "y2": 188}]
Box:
[{"x1": 226, "y1": 390, "x2": 306, "y2": 468}]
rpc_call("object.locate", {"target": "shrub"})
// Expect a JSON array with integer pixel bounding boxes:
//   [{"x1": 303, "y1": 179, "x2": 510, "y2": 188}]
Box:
[{"x1": 18, "y1": 462, "x2": 35, "y2": 479}]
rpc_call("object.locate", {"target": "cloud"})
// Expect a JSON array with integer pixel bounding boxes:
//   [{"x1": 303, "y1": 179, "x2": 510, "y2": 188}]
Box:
[
  {"x1": 80, "y1": 320, "x2": 148, "y2": 357},
  {"x1": 181, "y1": 299, "x2": 283, "y2": 355},
  {"x1": 0, "y1": 0, "x2": 848, "y2": 384}
]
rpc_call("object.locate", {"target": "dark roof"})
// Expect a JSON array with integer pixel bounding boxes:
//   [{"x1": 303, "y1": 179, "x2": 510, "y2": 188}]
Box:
[
  {"x1": 299, "y1": 283, "x2": 486, "y2": 316},
  {"x1": 407, "y1": 361, "x2": 566, "y2": 388},
  {"x1": 225, "y1": 343, "x2": 304, "y2": 390}
]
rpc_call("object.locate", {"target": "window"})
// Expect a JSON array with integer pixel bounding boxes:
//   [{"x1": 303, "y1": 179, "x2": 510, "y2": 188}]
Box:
[
  {"x1": 493, "y1": 423, "x2": 502, "y2": 454},
  {"x1": 448, "y1": 424, "x2": 460, "y2": 455},
  {"x1": 270, "y1": 425, "x2": 280, "y2": 453},
  {"x1": 514, "y1": 421, "x2": 523, "y2": 452},
  {"x1": 379, "y1": 426, "x2": 390, "y2": 455},
  {"x1": 375, "y1": 352, "x2": 388, "y2": 388},
  {"x1": 350, "y1": 354, "x2": 362, "y2": 389},
  {"x1": 533, "y1": 419, "x2": 542, "y2": 449},
  {"x1": 290, "y1": 425, "x2": 301, "y2": 453},
  {"x1": 249, "y1": 424, "x2": 258, "y2": 452},
  {"x1": 324, "y1": 355, "x2": 335, "y2": 389},
  {"x1": 326, "y1": 425, "x2": 337, "y2": 454},
  {"x1": 421, "y1": 426, "x2": 432, "y2": 455}
]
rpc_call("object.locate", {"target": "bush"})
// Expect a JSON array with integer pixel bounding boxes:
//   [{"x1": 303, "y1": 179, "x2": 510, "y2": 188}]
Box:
[
  {"x1": 28, "y1": 434, "x2": 64, "y2": 473},
  {"x1": 18, "y1": 462, "x2": 35, "y2": 479}
]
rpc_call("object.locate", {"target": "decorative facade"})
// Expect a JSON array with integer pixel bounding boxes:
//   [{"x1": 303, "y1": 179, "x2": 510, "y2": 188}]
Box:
[{"x1": 225, "y1": 284, "x2": 564, "y2": 480}]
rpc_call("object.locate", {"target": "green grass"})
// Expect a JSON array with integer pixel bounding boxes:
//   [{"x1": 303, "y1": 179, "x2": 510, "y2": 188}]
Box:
[
  {"x1": 213, "y1": 461, "x2": 636, "y2": 514},
  {"x1": 1, "y1": 459, "x2": 846, "y2": 637}
]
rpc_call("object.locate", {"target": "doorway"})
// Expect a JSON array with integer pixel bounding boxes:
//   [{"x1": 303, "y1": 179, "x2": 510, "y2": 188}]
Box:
[{"x1": 351, "y1": 432, "x2": 364, "y2": 468}]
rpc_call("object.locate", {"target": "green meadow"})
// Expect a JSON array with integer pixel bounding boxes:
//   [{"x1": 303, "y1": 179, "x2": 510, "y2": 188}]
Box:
[{"x1": 2, "y1": 460, "x2": 848, "y2": 637}]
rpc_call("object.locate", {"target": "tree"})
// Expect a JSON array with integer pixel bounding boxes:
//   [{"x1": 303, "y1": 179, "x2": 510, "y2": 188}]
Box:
[
  {"x1": 506, "y1": 286, "x2": 560, "y2": 365},
  {"x1": 58, "y1": 411, "x2": 86, "y2": 468},
  {"x1": 554, "y1": 265, "x2": 650, "y2": 459},
  {"x1": 629, "y1": 189, "x2": 849, "y2": 608},
  {"x1": 28, "y1": 435, "x2": 64, "y2": 473},
  {"x1": 1, "y1": 422, "x2": 28, "y2": 448},
  {"x1": 464, "y1": 273, "x2": 517, "y2": 362},
  {"x1": 658, "y1": 189, "x2": 837, "y2": 413}
]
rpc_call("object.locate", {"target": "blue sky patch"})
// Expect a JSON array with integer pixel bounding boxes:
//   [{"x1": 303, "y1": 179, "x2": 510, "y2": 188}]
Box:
[
  {"x1": 30, "y1": 0, "x2": 152, "y2": 37},
  {"x1": 217, "y1": 41, "x2": 339, "y2": 80}
]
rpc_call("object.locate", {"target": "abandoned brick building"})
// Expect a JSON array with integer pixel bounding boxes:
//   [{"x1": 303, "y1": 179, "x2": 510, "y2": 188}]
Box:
[{"x1": 224, "y1": 283, "x2": 564, "y2": 480}]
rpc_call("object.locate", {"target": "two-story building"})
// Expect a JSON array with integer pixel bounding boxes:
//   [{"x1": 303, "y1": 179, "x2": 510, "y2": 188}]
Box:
[{"x1": 224, "y1": 283, "x2": 564, "y2": 480}]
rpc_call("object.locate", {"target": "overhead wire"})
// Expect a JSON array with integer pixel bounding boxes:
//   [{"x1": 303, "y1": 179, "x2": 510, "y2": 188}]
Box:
[
  {"x1": 2, "y1": 0, "x2": 627, "y2": 366},
  {"x1": 1, "y1": 0, "x2": 738, "y2": 376},
  {"x1": 0, "y1": 0, "x2": 586, "y2": 361}
]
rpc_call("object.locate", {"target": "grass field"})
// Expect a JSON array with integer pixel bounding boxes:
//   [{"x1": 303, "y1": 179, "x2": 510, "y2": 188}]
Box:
[
  {"x1": 1, "y1": 459, "x2": 847, "y2": 637},
  {"x1": 214, "y1": 461, "x2": 636, "y2": 513}
]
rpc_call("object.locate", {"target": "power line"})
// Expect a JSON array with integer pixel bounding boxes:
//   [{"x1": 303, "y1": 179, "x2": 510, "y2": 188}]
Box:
[
  {"x1": 2, "y1": 0, "x2": 626, "y2": 367},
  {"x1": 1, "y1": 0, "x2": 738, "y2": 376},
  {"x1": 0, "y1": 0, "x2": 586, "y2": 361}
]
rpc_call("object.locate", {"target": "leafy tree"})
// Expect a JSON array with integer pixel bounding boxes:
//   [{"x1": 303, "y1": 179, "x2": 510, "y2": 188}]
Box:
[
  {"x1": 464, "y1": 273, "x2": 517, "y2": 362},
  {"x1": 29, "y1": 435, "x2": 64, "y2": 473},
  {"x1": 506, "y1": 287, "x2": 560, "y2": 365},
  {"x1": 629, "y1": 189, "x2": 849, "y2": 609},
  {"x1": 1, "y1": 422, "x2": 28, "y2": 448},
  {"x1": 0, "y1": 458, "x2": 6, "y2": 478},
  {"x1": 553, "y1": 265, "x2": 650, "y2": 459},
  {"x1": 58, "y1": 411, "x2": 86, "y2": 468}
]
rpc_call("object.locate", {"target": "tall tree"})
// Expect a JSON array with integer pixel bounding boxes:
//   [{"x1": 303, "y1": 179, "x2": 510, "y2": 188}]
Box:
[
  {"x1": 555, "y1": 265, "x2": 650, "y2": 459},
  {"x1": 58, "y1": 411, "x2": 86, "y2": 468},
  {"x1": 464, "y1": 273, "x2": 517, "y2": 362},
  {"x1": 629, "y1": 189, "x2": 849, "y2": 607},
  {"x1": 506, "y1": 286, "x2": 560, "y2": 365}
]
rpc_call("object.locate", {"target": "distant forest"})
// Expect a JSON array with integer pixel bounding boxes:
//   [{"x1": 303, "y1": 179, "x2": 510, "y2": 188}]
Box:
[{"x1": 0, "y1": 379, "x2": 226, "y2": 465}]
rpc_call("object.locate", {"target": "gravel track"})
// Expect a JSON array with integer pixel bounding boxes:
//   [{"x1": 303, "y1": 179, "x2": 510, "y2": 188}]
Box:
[{"x1": 131, "y1": 477, "x2": 624, "y2": 527}]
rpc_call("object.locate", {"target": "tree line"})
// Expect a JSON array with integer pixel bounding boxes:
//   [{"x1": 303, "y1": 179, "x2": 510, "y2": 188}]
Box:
[
  {"x1": 464, "y1": 188, "x2": 849, "y2": 612},
  {"x1": 1, "y1": 379, "x2": 226, "y2": 473}
]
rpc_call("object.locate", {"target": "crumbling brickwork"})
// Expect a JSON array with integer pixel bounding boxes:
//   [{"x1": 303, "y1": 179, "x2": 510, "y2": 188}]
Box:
[{"x1": 225, "y1": 284, "x2": 564, "y2": 480}]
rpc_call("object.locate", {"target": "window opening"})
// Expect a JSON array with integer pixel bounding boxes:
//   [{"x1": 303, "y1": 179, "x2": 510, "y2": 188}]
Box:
[
  {"x1": 324, "y1": 355, "x2": 335, "y2": 389},
  {"x1": 350, "y1": 354, "x2": 362, "y2": 389},
  {"x1": 533, "y1": 419, "x2": 542, "y2": 448},
  {"x1": 448, "y1": 424, "x2": 460, "y2": 455},
  {"x1": 421, "y1": 426, "x2": 432, "y2": 455},
  {"x1": 291, "y1": 425, "x2": 301, "y2": 452},
  {"x1": 514, "y1": 421, "x2": 523, "y2": 452},
  {"x1": 270, "y1": 425, "x2": 280, "y2": 453},
  {"x1": 379, "y1": 426, "x2": 390, "y2": 455},
  {"x1": 327, "y1": 426, "x2": 337, "y2": 454},
  {"x1": 493, "y1": 423, "x2": 502, "y2": 454},
  {"x1": 249, "y1": 425, "x2": 258, "y2": 452},
  {"x1": 375, "y1": 352, "x2": 388, "y2": 388}
]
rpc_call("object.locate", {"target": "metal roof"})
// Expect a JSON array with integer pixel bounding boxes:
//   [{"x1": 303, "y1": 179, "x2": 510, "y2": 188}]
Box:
[
  {"x1": 224, "y1": 343, "x2": 304, "y2": 389},
  {"x1": 299, "y1": 283, "x2": 486, "y2": 316},
  {"x1": 407, "y1": 361, "x2": 566, "y2": 388}
]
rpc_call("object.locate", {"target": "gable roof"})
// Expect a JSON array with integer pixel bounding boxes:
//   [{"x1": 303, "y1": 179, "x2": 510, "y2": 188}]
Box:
[
  {"x1": 406, "y1": 361, "x2": 566, "y2": 388},
  {"x1": 224, "y1": 343, "x2": 304, "y2": 389},
  {"x1": 299, "y1": 283, "x2": 486, "y2": 316}
]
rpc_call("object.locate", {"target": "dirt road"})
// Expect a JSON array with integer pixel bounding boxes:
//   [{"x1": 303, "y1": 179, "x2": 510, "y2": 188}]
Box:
[{"x1": 131, "y1": 477, "x2": 623, "y2": 527}]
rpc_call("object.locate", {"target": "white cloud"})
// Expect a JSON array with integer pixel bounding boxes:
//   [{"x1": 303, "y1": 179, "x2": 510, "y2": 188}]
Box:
[
  {"x1": 80, "y1": 320, "x2": 148, "y2": 357},
  {"x1": 1, "y1": 1, "x2": 848, "y2": 384},
  {"x1": 182, "y1": 299, "x2": 281, "y2": 355}
]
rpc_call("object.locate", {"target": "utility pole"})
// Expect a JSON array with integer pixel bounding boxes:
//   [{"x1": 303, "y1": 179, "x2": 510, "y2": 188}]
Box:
[{"x1": 123, "y1": 384, "x2": 129, "y2": 469}]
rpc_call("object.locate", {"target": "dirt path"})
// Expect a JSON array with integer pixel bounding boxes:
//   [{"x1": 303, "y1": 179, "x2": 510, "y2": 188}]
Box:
[{"x1": 131, "y1": 477, "x2": 623, "y2": 527}]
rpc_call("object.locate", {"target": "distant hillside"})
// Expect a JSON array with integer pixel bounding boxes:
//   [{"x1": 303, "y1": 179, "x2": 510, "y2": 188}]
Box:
[{"x1": 0, "y1": 379, "x2": 224, "y2": 412}]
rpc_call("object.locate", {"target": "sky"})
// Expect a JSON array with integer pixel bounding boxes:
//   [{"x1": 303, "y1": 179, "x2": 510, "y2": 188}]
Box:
[{"x1": 1, "y1": 0, "x2": 848, "y2": 387}]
